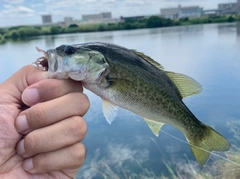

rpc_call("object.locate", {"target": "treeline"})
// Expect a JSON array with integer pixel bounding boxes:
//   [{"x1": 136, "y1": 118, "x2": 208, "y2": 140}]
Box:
[{"x1": 1, "y1": 15, "x2": 240, "y2": 43}]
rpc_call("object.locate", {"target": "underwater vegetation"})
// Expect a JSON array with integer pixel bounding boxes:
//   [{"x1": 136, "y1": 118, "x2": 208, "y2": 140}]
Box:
[
  {"x1": 166, "y1": 120, "x2": 240, "y2": 179},
  {"x1": 77, "y1": 120, "x2": 240, "y2": 179}
]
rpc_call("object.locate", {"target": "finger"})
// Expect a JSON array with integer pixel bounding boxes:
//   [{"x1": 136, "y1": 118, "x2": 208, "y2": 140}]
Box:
[
  {"x1": 15, "y1": 92, "x2": 89, "y2": 134},
  {"x1": 16, "y1": 116, "x2": 87, "y2": 158},
  {"x1": 2, "y1": 65, "x2": 48, "y2": 103},
  {"x1": 22, "y1": 79, "x2": 83, "y2": 106},
  {"x1": 22, "y1": 143, "x2": 86, "y2": 176}
]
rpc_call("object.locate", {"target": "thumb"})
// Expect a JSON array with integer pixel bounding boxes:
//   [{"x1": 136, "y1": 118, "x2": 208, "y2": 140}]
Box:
[{"x1": 2, "y1": 65, "x2": 48, "y2": 103}]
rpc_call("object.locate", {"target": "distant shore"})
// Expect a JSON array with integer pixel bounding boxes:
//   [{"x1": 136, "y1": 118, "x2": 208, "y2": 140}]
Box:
[{"x1": 1, "y1": 15, "x2": 240, "y2": 43}]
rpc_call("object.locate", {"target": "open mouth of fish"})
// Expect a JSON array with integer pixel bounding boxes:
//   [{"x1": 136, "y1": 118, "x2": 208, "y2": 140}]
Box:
[
  {"x1": 34, "y1": 47, "x2": 70, "y2": 79},
  {"x1": 34, "y1": 47, "x2": 49, "y2": 71}
]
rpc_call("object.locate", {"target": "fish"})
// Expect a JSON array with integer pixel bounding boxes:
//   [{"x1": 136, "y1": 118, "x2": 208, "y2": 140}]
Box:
[{"x1": 35, "y1": 42, "x2": 230, "y2": 165}]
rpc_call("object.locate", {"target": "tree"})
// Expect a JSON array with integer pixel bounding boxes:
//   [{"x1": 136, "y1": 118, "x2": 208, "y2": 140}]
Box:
[
  {"x1": 97, "y1": 24, "x2": 106, "y2": 31},
  {"x1": 146, "y1": 16, "x2": 162, "y2": 28},
  {"x1": 18, "y1": 27, "x2": 41, "y2": 38},
  {"x1": 5, "y1": 30, "x2": 19, "y2": 39},
  {"x1": 0, "y1": 28, "x2": 6, "y2": 35},
  {"x1": 228, "y1": 16, "x2": 235, "y2": 22},
  {"x1": 0, "y1": 34, "x2": 5, "y2": 43},
  {"x1": 50, "y1": 26, "x2": 62, "y2": 34},
  {"x1": 68, "y1": 24, "x2": 79, "y2": 28},
  {"x1": 180, "y1": 17, "x2": 189, "y2": 22},
  {"x1": 124, "y1": 22, "x2": 135, "y2": 30}
]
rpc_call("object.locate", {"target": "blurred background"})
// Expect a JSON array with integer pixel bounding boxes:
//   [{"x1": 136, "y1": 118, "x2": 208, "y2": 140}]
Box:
[{"x1": 1, "y1": 0, "x2": 240, "y2": 178}]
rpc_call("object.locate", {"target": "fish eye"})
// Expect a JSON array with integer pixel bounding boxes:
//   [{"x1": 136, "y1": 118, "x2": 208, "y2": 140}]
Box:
[
  {"x1": 64, "y1": 45, "x2": 76, "y2": 55},
  {"x1": 99, "y1": 57, "x2": 106, "y2": 64}
]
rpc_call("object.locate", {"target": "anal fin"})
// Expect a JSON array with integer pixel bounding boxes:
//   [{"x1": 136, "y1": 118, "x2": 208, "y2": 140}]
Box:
[{"x1": 144, "y1": 118, "x2": 165, "y2": 137}]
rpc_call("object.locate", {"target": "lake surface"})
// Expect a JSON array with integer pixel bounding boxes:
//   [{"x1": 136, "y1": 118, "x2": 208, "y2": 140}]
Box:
[{"x1": 1, "y1": 23, "x2": 240, "y2": 178}]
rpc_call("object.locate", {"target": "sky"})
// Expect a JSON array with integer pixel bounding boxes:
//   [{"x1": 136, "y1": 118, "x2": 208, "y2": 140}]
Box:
[{"x1": 0, "y1": 0, "x2": 237, "y2": 27}]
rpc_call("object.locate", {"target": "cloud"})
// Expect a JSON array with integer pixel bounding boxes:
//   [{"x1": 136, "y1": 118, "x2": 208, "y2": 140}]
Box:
[
  {"x1": 18, "y1": 6, "x2": 35, "y2": 14},
  {"x1": 30, "y1": 3, "x2": 43, "y2": 8},
  {"x1": 0, "y1": 0, "x2": 238, "y2": 27},
  {"x1": 108, "y1": 144, "x2": 137, "y2": 166},
  {"x1": 4, "y1": 0, "x2": 24, "y2": 4},
  {"x1": 1, "y1": 5, "x2": 35, "y2": 17},
  {"x1": 4, "y1": 4, "x2": 12, "y2": 8}
]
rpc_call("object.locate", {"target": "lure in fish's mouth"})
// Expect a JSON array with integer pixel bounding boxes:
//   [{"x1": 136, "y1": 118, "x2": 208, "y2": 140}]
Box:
[{"x1": 34, "y1": 47, "x2": 49, "y2": 71}]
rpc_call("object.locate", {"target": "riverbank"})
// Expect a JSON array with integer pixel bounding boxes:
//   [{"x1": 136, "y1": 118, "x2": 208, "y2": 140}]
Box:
[{"x1": 1, "y1": 15, "x2": 240, "y2": 43}]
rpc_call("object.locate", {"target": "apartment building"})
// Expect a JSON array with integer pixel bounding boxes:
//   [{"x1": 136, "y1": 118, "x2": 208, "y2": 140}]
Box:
[
  {"x1": 82, "y1": 12, "x2": 112, "y2": 22},
  {"x1": 42, "y1": 15, "x2": 52, "y2": 24},
  {"x1": 218, "y1": 2, "x2": 238, "y2": 15},
  {"x1": 160, "y1": 5, "x2": 203, "y2": 19}
]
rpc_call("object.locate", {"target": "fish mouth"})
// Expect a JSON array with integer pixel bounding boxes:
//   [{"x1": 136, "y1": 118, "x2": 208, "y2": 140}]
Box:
[
  {"x1": 47, "y1": 49, "x2": 69, "y2": 79},
  {"x1": 35, "y1": 47, "x2": 69, "y2": 79},
  {"x1": 34, "y1": 47, "x2": 49, "y2": 71}
]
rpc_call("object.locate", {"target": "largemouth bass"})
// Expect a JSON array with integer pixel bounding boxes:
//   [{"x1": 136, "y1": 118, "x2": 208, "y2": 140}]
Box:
[{"x1": 35, "y1": 42, "x2": 230, "y2": 165}]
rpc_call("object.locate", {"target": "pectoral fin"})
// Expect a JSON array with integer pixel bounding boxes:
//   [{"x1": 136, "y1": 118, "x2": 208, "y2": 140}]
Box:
[
  {"x1": 144, "y1": 118, "x2": 165, "y2": 137},
  {"x1": 102, "y1": 99, "x2": 118, "y2": 124},
  {"x1": 166, "y1": 71, "x2": 202, "y2": 99}
]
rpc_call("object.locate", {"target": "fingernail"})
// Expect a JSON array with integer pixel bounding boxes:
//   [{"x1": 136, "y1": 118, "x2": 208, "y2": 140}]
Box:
[
  {"x1": 16, "y1": 115, "x2": 28, "y2": 132},
  {"x1": 16, "y1": 139, "x2": 26, "y2": 156},
  {"x1": 23, "y1": 158, "x2": 34, "y2": 171},
  {"x1": 22, "y1": 88, "x2": 39, "y2": 106}
]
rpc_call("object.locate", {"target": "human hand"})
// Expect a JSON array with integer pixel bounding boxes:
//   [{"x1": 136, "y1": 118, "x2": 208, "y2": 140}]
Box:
[{"x1": 0, "y1": 65, "x2": 89, "y2": 178}]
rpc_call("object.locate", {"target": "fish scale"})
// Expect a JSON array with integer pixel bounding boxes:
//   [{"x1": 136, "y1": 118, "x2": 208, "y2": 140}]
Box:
[{"x1": 36, "y1": 42, "x2": 230, "y2": 165}]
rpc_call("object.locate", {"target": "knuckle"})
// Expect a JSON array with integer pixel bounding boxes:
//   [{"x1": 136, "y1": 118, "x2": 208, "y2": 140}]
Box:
[
  {"x1": 76, "y1": 93, "x2": 90, "y2": 113},
  {"x1": 24, "y1": 133, "x2": 40, "y2": 155},
  {"x1": 29, "y1": 105, "x2": 47, "y2": 128},
  {"x1": 69, "y1": 93, "x2": 90, "y2": 116},
  {"x1": 80, "y1": 93, "x2": 90, "y2": 111},
  {"x1": 69, "y1": 116, "x2": 87, "y2": 140},
  {"x1": 33, "y1": 154, "x2": 50, "y2": 172},
  {"x1": 69, "y1": 143, "x2": 86, "y2": 167},
  {"x1": 21, "y1": 65, "x2": 35, "y2": 72}
]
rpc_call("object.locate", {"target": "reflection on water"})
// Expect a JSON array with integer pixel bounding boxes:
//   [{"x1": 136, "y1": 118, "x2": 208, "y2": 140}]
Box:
[
  {"x1": 84, "y1": 32, "x2": 114, "y2": 43},
  {"x1": 159, "y1": 25, "x2": 204, "y2": 36},
  {"x1": 237, "y1": 22, "x2": 240, "y2": 39},
  {"x1": 218, "y1": 23, "x2": 238, "y2": 37},
  {"x1": 1, "y1": 23, "x2": 240, "y2": 178},
  {"x1": 44, "y1": 36, "x2": 55, "y2": 48},
  {"x1": 39, "y1": 31, "x2": 115, "y2": 49}
]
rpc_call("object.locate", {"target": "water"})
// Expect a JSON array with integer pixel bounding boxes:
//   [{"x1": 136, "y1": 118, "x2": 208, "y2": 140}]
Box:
[{"x1": 1, "y1": 23, "x2": 240, "y2": 178}]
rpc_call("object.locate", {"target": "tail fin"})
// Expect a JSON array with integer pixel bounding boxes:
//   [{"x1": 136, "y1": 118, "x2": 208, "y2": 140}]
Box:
[{"x1": 187, "y1": 125, "x2": 230, "y2": 165}]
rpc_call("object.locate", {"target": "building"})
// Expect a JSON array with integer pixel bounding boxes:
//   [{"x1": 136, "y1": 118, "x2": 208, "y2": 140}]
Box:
[
  {"x1": 160, "y1": 8, "x2": 179, "y2": 19},
  {"x1": 64, "y1": 17, "x2": 74, "y2": 26},
  {"x1": 82, "y1": 12, "x2": 112, "y2": 22},
  {"x1": 179, "y1": 6, "x2": 203, "y2": 18},
  {"x1": 41, "y1": 15, "x2": 52, "y2": 24},
  {"x1": 218, "y1": 2, "x2": 238, "y2": 15},
  {"x1": 238, "y1": 0, "x2": 240, "y2": 13},
  {"x1": 160, "y1": 5, "x2": 203, "y2": 19},
  {"x1": 203, "y1": 0, "x2": 240, "y2": 17},
  {"x1": 203, "y1": 9, "x2": 221, "y2": 17}
]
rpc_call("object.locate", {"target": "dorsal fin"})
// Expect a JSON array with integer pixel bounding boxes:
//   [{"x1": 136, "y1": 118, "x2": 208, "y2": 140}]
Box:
[
  {"x1": 166, "y1": 71, "x2": 202, "y2": 99},
  {"x1": 131, "y1": 50, "x2": 164, "y2": 70}
]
